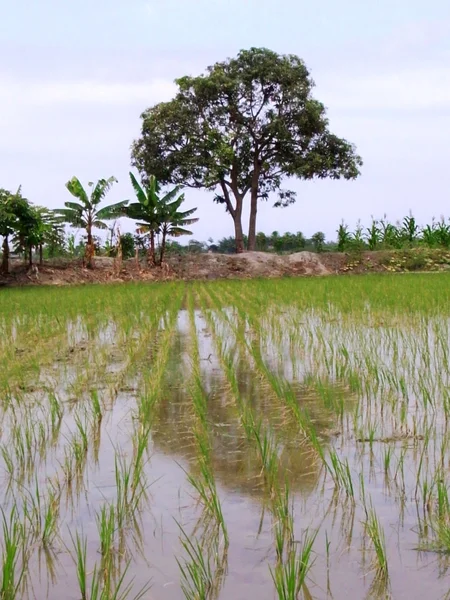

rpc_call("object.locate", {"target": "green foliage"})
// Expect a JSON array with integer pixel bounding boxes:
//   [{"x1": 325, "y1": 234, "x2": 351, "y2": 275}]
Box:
[
  {"x1": 119, "y1": 233, "x2": 135, "y2": 259},
  {"x1": 0, "y1": 188, "x2": 63, "y2": 273},
  {"x1": 338, "y1": 214, "x2": 450, "y2": 252},
  {"x1": 132, "y1": 47, "x2": 362, "y2": 252},
  {"x1": 55, "y1": 176, "x2": 126, "y2": 268},
  {"x1": 124, "y1": 173, "x2": 198, "y2": 266},
  {"x1": 311, "y1": 231, "x2": 325, "y2": 253},
  {"x1": 215, "y1": 231, "x2": 327, "y2": 254}
]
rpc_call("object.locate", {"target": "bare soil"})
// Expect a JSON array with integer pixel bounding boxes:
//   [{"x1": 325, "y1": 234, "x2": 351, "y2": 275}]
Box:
[{"x1": 1, "y1": 249, "x2": 449, "y2": 287}]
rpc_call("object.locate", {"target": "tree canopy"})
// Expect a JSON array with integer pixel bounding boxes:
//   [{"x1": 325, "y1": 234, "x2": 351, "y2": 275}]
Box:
[{"x1": 132, "y1": 47, "x2": 362, "y2": 252}]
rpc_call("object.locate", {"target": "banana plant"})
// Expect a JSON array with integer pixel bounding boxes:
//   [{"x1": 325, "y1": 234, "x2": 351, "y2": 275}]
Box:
[
  {"x1": 55, "y1": 176, "x2": 126, "y2": 268},
  {"x1": 123, "y1": 173, "x2": 161, "y2": 266},
  {"x1": 124, "y1": 173, "x2": 198, "y2": 266},
  {"x1": 157, "y1": 192, "x2": 198, "y2": 264}
]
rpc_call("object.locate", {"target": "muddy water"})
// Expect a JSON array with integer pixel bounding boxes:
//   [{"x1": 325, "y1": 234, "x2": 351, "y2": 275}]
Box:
[{"x1": 1, "y1": 293, "x2": 450, "y2": 600}]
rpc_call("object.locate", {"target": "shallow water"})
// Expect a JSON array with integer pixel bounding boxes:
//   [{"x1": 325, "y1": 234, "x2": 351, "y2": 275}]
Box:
[{"x1": 1, "y1": 277, "x2": 450, "y2": 599}]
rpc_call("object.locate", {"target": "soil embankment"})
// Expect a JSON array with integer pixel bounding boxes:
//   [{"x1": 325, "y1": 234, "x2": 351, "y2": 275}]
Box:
[{"x1": 1, "y1": 248, "x2": 450, "y2": 287}]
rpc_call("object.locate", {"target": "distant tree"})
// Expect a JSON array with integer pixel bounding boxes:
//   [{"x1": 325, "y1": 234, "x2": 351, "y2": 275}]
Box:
[
  {"x1": 164, "y1": 240, "x2": 186, "y2": 255},
  {"x1": 132, "y1": 47, "x2": 362, "y2": 253},
  {"x1": 294, "y1": 231, "x2": 306, "y2": 250},
  {"x1": 119, "y1": 233, "x2": 135, "y2": 259},
  {"x1": 255, "y1": 232, "x2": 269, "y2": 251},
  {"x1": 311, "y1": 231, "x2": 326, "y2": 253},
  {"x1": 55, "y1": 176, "x2": 126, "y2": 268},
  {"x1": 187, "y1": 239, "x2": 207, "y2": 253},
  {"x1": 216, "y1": 235, "x2": 247, "y2": 254}
]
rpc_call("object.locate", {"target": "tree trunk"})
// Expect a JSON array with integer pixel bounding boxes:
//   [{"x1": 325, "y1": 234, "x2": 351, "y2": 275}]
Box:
[
  {"x1": 86, "y1": 226, "x2": 94, "y2": 269},
  {"x1": 233, "y1": 195, "x2": 245, "y2": 253},
  {"x1": 247, "y1": 160, "x2": 260, "y2": 251},
  {"x1": 234, "y1": 217, "x2": 245, "y2": 253},
  {"x1": 247, "y1": 190, "x2": 258, "y2": 251},
  {"x1": 39, "y1": 244, "x2": 43, "y2": 266},
  {"x1": 148, "y1": 230, "x2": 156, "y2": 266},
  {"x1": 28, "y1": 245, "x2": 33, "y2": 266},
  {"x1": 159, "y1": 228, "x2": 167, "y2": 265},
  {"x1": 1, "y1": 235, "x2": 9, "y2": 275}
]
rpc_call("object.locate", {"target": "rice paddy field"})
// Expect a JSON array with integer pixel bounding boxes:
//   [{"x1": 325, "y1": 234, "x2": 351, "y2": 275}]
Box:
[{"x1": 2, "y1": 273, "x2": 450, "y2": 599}]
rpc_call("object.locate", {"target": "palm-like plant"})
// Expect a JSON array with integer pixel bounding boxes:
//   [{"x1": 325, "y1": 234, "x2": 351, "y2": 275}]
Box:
[
  {"x1": 55, "y1": 176, "x2": 126, "y2": 268},
  {"x1": 124, "y1": 173, "x2": 198, "y2": 266},
  {"x1": 124, "y1": 174, "x2": 160, "y2": 265},
  {"x1": 157, "y1": 192, "x2": 198, "y2": 264}
]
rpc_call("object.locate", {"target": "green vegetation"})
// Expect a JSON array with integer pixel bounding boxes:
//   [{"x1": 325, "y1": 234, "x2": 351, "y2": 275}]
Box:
[
  {"x1": 132, "y1": 47, "x2": 361, "y2": 252},
  {"x1": 54, "y1": 176, "x2": 127, "y2": 269},
  {"x1": 1, "y1": 274, "x2": 450, "y2": 597},
  {"x1": 338, "y1": 214, "x2": 450, "y2": 251},
  {"x1": 124, "y1": 173, "x2": 198, "y2": 266}
]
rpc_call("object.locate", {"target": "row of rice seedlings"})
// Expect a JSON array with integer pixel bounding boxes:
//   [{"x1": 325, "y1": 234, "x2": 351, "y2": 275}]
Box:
[
  {"x1": 202, "y1": 285, "x2": 331, "y2": 467},
  {"x1": 360, "y1": 476, "x2": 389, "y2": 580},
  {"x1": 185, "y1": 290, "x2": 228, "y2": 545},
  {"x1": 21, "y1": 478, "x2": 61, "y2": 550},
  {"x1": 197, "y1": 283, "x2": 316, "y2": 597},
  {"x1": 204, "y1": 287, "x2": 339, "y2": 499},
  {"x1": 176, "y1": 523, "x2": 226, "y2": 600},
  {"x1": 105, "y1": 284, "x2": 182, "y2": 403},
  {"x1": 0, "y1": 506, "x2": 30, "y2": 600},
  {"x1": 270, "y1": 528, "x2": 317, "y2": 600},
  {"x1": 135, "y1": 286, "x2": 186, "y2": 426},
  {"x1": 199, "y1": 287, "x2": 288, "y2": 498},
  {"x1": 196, "y1": 290, "x2": 256, "y2": 439},
  {"x1": 0, "y1": 404, "x2": 57, "y2": 487},
  {"x1": 416, "y1": 465, "x2": 450, "y2": 553},
  {"x1": 70, "y1": 529, "x2": 150, "y2": 600},
  {"x1": 114, "y1": 448, "x2": 148, "y2": 531}
]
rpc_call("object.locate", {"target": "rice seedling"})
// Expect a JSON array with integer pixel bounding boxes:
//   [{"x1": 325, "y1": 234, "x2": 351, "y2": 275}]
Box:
[
  {"x1": 70, "y1": 530, "x2": 150, "y2": 600},
  {"x1": 22, "y1": 480, "x2": 61, "y2": 549},
  {"x1": 90, "y1": 390, "x2": 103, "y2": 424},
  {"x1": 176, "y1": 523, "x2": 225, "y2": 600},
  {"x1": 270, "y1": 529, "x2": 317, "y2": 600},
  {"x1": 0, "y1": 506, "x2": 29, "y2": 600},
  {"x1": 96, "y1": 503, "x2": 117, "y2": 581},
  {"x1": 363, "y1": 505, "x2": 389, "y2": 578},
  {"x1": 114, "y1": 449, "x2": 148, "y2": 529}
]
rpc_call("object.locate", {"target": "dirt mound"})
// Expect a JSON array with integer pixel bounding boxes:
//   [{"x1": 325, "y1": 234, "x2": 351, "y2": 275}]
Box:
[
  {"x1": 0, "y1": 251, "x2": 332, "y2": 287},
  {"x1": 167, "y1": 251, "x2": 331, "y2": 280},
  {"x1": 230, "y1": 251, "x2": 329, "y2": 276}
]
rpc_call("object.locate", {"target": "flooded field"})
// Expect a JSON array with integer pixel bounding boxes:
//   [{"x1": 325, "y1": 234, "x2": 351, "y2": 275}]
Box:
[{"x1": 1, "y1": 274, "x2": 450, "y2": 599}]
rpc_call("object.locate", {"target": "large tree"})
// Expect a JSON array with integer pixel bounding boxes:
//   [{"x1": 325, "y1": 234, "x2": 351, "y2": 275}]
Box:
[
  {"x1": 55, "y1": 176, "x2": 126, "y2": 268},
  {"x1": 132, "y1": 47, "x2": 362, "y2": 252}
]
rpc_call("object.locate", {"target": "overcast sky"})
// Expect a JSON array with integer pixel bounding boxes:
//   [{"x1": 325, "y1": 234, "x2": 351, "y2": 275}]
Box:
[{"x1": 1, "y1": 0, "x2": 449, "y2": 243}]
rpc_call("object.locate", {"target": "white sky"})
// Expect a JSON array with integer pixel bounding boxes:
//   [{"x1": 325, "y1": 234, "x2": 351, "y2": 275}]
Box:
[{"x1": 1, "y1": 0, "x2": 449, "y2": 242}]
